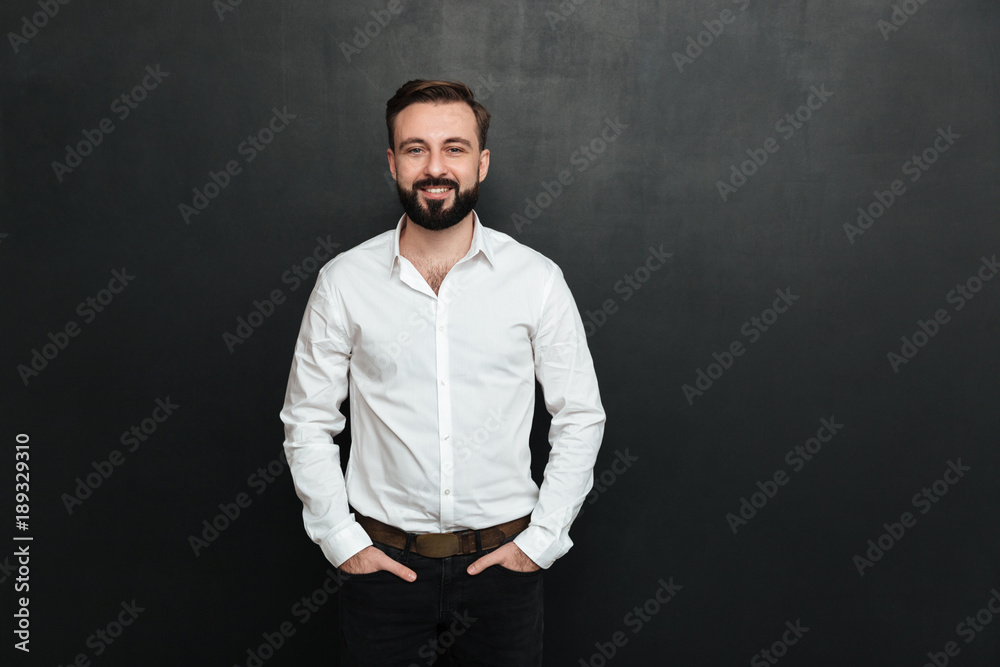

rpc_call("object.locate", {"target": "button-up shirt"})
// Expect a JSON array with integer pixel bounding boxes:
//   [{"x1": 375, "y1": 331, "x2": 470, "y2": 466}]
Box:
[{"x1": 280, "y1": 212, "x2": 605, "y2": 569}]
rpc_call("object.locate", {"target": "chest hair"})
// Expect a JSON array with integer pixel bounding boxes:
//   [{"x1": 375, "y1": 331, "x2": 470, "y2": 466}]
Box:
[{"x1": 407, "y1": 256, "x2": 460, "y2": 295}]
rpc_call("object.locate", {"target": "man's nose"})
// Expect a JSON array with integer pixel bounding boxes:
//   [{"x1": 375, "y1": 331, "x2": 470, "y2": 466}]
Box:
[{"x1": 424, "y1": 150, "x2": 449, "y2": 177}]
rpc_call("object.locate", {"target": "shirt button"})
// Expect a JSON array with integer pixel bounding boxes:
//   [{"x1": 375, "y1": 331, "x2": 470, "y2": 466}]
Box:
[
  {"x1": 444, "y1": 489, "x2": 451, "y2": 495},
  {"x1": 440, "y1": 379, "x2": 446, "y2": 386},
  {"x1": 438, "y1": 326, "x2": 445, "y2": 332},
  {"x1": 443, "y1": 434, "x2": 450, "y2": 440}
]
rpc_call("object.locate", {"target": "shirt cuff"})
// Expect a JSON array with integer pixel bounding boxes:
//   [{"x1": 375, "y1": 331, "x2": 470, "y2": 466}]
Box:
[
  {"x1": 319, "y1": 520, "x2": 373, "y2": 568},
  {"x1": 512, "y1": 524, "x2": 570, "y2": 570}
]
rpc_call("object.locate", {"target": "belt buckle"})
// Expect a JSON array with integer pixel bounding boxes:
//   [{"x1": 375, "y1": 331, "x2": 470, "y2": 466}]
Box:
[{"x1": 414, "y1": 532, "x2": 461, "y2": 558}]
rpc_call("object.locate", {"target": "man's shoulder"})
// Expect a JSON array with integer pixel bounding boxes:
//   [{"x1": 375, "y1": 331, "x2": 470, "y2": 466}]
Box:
[
  {"x1": 480, "y1": 224, "x2": 562, "y2": 276},
  {"x1": 317, "y1": 227, "x2": 394, "y2": 280}
]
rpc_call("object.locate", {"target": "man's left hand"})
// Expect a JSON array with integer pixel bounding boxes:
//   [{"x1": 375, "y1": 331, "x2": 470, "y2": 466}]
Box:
[{"x1": 467, "y1": 542, "x2": 541, "y2": 575}]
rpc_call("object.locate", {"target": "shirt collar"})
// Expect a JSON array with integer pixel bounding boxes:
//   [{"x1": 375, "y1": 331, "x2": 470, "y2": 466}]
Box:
[{"x1": 388, "y1": 210, "x2": 495, "y2": 279}]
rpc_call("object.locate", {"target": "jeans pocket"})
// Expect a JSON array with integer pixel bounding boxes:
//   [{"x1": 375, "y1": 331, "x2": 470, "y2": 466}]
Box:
[
  {"x1": 341, "y1": 568, "x2": 395, "y2": 582},
  {"x1": 493, "y1": 564, "x2": 543, "y2": 577}
]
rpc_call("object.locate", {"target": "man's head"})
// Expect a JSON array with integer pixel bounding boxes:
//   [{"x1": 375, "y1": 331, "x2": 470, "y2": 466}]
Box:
[
  {"x1": 386, "y1": 80, "x2": 492, "y2": 231},
  {"x1": 386, "y1": 79, "x2": 491, "y2": 153}
]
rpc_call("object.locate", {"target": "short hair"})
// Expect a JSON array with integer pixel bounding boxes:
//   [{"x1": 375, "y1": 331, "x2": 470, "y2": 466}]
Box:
[{"x1": 385, "y1": 79, "x2": 491, "y2": 152}]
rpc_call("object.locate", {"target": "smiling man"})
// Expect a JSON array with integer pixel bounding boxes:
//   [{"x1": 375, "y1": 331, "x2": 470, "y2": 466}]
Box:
[{"x1": 280, "y1": 79, "x2": 605, "y2": 666}]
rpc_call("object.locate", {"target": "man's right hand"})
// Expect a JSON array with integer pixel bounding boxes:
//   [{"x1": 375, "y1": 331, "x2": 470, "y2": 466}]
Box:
[{"x1": 339, "y1": 545, "x2": 417, "y2": 581}]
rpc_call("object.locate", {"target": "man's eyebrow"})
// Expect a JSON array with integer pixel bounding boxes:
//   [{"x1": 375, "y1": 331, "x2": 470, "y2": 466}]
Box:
[
  {"x1": 398, "y1": 137, "x2": 427, "y2": 149},
  {"x1": 397, "y1": 137, "x2": 473, "y2": 149}
]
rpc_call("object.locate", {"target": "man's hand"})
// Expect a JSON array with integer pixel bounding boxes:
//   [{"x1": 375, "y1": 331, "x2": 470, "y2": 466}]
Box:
[
  {"x1": 467, "y1": 542, "x2": 541, "y2": 575},
  {"x1": 339, "y1": 546, "x2": 417, "y2": 581}
]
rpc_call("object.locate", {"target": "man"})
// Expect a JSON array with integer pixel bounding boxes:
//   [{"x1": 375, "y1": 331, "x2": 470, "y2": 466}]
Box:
[{"x1": 280, "y1": 79, "x2": 605, "y2": 666}]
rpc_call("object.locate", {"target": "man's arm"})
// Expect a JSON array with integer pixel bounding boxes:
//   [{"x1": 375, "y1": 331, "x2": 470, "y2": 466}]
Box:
[
  {"x1": 512, "y1": 264, "x2": 606, "y2": 569},
  {"x1": 280, "y1": 278, "x2": 372, "y2": 568}
]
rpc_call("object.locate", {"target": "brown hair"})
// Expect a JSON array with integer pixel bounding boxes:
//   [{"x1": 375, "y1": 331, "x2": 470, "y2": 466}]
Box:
[{"x1": 385, "y1": 79, "x2": 491, "y2": 151}]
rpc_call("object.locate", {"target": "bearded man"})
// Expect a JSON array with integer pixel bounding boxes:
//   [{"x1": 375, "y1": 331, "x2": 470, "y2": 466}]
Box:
[{"x1": 280, "y1": 79, "x2": 605, "y2": 666}]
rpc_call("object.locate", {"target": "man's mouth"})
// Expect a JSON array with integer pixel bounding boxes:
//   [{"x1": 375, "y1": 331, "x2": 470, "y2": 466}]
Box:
[{"x1": 419, "y1": 186, "x2": 453, "y2": 200}]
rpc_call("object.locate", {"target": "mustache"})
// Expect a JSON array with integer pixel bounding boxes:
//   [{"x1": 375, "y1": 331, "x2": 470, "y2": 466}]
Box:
[{"x1": 412, "y1": 178, "x2": 459, "y2": 190}]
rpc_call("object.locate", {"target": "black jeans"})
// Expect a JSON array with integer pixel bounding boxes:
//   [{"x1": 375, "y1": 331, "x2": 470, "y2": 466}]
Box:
[{"x1": 338, "y1": 538, "x2": 543, "y2": 667}]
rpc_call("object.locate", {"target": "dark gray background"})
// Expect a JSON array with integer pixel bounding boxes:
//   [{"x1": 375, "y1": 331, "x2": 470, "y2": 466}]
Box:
[{"x1": 3, "y1": 0, "x2": 999, "y2": 665}]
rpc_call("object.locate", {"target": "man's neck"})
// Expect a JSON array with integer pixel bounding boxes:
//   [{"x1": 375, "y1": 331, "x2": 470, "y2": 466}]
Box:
[{"x1": 399, "y1": 213, "x2": 475, "y2": 262}]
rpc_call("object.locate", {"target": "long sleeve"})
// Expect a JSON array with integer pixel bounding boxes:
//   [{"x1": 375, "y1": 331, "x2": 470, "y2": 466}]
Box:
[
  {"x1": 513, "y1": 266, "x2": 606, "y2": 568},
  {"x1": 279, "y1": 277, "x2": 372, "y2": 567}
]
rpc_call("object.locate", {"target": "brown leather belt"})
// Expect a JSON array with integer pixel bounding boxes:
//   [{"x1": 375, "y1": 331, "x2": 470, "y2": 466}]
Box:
[{"x1": 353, "y1": 510, "x2": 531, "y2": 558}]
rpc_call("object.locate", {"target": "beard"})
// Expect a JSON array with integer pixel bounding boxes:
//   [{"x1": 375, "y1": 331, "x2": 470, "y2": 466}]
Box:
[{"x1": 396, "y1": 177, "x2": 480, "y2": 231}]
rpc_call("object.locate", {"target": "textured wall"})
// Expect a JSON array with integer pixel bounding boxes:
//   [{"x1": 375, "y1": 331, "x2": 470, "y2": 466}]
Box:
[{"x1": 3, "y1": 0, "x2": 999, "y2": 664}]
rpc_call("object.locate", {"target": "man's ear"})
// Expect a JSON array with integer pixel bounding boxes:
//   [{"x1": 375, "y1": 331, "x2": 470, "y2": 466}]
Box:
[
  {"x1": 478, "y1": 148, "x2": 490, "y2": 183},
  {"x1": 387, "y1": 147, "x2": 396, "y2": 180}
]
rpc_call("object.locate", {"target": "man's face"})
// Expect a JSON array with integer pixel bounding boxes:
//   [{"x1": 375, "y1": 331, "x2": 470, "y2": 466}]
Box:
[{"x1": 388, "y1": 102, "x2": 490, "y2": 231}]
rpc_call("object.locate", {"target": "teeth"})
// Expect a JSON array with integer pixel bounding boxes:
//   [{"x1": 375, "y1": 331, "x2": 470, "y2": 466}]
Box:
[{"x1": 424, "y1": 187, "x2": 450, "y2": 193}]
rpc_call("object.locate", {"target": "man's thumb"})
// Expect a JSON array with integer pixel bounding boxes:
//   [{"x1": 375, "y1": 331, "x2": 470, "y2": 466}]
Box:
[{"x1": 383, "y1": 554, "x2": 417, "y2": 581}]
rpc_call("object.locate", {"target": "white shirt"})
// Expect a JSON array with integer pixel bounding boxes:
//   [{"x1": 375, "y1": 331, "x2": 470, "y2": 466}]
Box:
[{"x1": 280, "y1": 212, "x2": 605, "y2": 569}]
